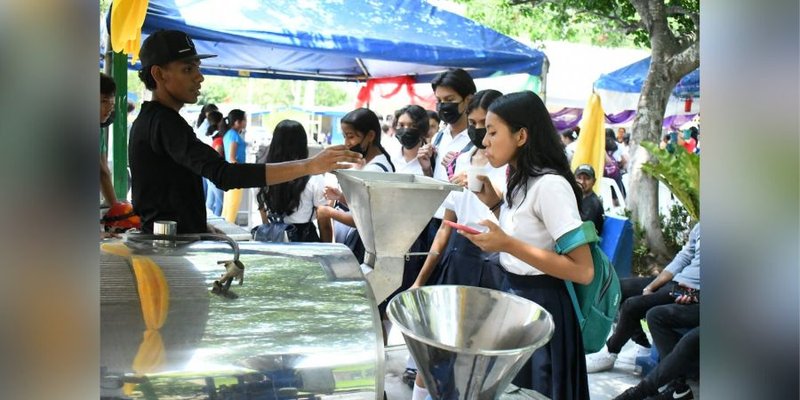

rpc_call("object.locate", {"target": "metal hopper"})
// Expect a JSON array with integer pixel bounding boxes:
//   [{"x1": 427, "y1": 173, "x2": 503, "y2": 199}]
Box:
[{"x1": 334, "y1": 170, "x2": 462, "y2": 302}]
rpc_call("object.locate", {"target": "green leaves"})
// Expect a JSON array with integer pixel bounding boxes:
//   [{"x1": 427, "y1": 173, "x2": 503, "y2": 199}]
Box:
[{"x1": 640, "y1": 141, "x2": 700, "y2": 221}]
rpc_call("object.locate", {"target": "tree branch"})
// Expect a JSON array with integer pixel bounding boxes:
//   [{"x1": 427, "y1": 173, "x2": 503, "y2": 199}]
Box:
[
  {"x1": 573, "y1": 8, "x2": 645, "y2": 34},
  {"x1": 667, "y1": 40, "x2": 699, "y2": 80}
]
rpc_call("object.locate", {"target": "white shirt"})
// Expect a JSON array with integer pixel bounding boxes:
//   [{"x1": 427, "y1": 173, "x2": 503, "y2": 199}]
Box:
[
  {"x1": 498, "y1": 174, "x2": 583, "y2": 276},
  {"x1": 284, "y1": 175, "x2": 328, "y2": 224},
  {"x1": 390, "y1": 146, "x2": 424, "y2": 176},
  {"x1": 195, "y1": 120, "x2": 213, "y2": 147},
  {"x1": 382, "y1": 133, "x2": 402, "y2": 160},
  {"x1": 431, "y1": 126, "x2": 470, "y2": 218},
  {"x1": 361, "y1": 153, "x2": 394, "y2": 172},
  {"x1": 432, "y1": 126, "x2": 470, "y2": 182},
  {"x1": 441, "y1": 190, "x2": 499, "y2": 232}
]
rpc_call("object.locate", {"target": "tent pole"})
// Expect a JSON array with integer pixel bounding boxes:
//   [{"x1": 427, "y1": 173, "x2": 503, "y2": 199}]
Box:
[
  {"x1": 110, "y1": 51, "x2": 129, "y2": 201},
  {"x1": 540, "y1": 57, "x2": 549, "y2": 104}
]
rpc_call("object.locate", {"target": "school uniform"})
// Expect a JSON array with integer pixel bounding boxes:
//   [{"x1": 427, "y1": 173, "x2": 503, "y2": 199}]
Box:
[{"x1": 496, "y1": 174, "x2": 590, "y2": 400}]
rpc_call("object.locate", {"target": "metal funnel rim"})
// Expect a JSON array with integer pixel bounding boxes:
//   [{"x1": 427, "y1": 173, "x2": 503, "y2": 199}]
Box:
[{"x1": 386, "y1": 285, "x2": 555, "y2": 356}]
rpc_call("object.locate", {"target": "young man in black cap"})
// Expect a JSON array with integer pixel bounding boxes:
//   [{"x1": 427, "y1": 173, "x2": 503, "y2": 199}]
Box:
[
  {"x1": 574, "y1": 164, "x2": 604, "y2": 234},
  {"x1": 129, "y1": 30, "x2": 361, "y2": 233}
]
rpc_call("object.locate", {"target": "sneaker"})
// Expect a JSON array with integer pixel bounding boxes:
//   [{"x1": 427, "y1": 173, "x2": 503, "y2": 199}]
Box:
[
  {"x1": 647, "y1": 381, "x2": 693, "y2": 399},
  {"x1": 586, "y1": 350, "x2": 618, "y2": 373},
  {"x1": 612, "y1": 384, "x2": 657, "y2": 400}
]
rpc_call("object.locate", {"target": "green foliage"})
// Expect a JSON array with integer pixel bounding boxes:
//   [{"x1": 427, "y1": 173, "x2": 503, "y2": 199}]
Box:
[
  {"x1": 315, "y1": 82, "x2": 350, "y2": 107},
  {"x1": 626, "y1": 209, "x2": 656, "y2": 276},
  {"x1": 640, "y1": 141, "x2": 700, "y2": 221},
  {"x1": 659, "y1": 203, "x2": 691, "y2": 253},
  {"x1": 455, "y1": 0, "x2": 641, "y2": 47},
  {"x1": 499, "y1": 0, "x2": 699, "y2": 49}
]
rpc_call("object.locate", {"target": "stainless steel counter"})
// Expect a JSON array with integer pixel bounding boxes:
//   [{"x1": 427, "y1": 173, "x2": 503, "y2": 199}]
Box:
[{"x1": 101, "y1": 241, "x2": 383, "y2": 400}]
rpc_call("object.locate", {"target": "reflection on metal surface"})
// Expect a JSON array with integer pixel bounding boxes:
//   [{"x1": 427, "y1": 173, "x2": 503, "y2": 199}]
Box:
[
  {"x1": 101, "y1": 241, "x2": 383, "y2": 399},
  {"x1": 334, "y1": 170, "x2": 461, "y2": 302},
  {"x1": 387, "y1": 286, "x2": 555, "y2": 400}
]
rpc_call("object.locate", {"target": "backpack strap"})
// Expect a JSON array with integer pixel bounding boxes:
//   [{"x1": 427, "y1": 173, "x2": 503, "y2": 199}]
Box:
[
  {"x1": 433, "y1": 129, "x2": 445, "y2": 147},
  {"x1": 555, "y1": 221, "x2": 601, "y2": 326},
  {"x1": 459, "y1": 141, "x2": 474, "y2": 154},
  {"x1": 375, "y1": 162, "x2": 389, "y2": 172}
]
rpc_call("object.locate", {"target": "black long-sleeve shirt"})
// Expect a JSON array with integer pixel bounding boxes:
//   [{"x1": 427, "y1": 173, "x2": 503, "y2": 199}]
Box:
[
  {"x1": 580, "y1": 192, "x2": 605, "y2": 235},
  {"x1": 129, "y1": 101, "x2": 265, "y2": 233}
]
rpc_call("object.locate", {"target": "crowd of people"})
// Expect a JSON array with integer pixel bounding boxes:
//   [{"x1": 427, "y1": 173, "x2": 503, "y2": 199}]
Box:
[{"x1": 101, "y1": 29, "x2": 700, "y2": 400}]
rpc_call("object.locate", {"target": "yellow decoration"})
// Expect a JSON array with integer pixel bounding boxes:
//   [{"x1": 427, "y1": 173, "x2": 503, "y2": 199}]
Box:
[
  {"x1": 110, "y1": 0, "x2": 150, "y2": 64},
  {"x1": 222, "y1": 189, "x2": 244, "y2": 224},
  {"x1": 571, "y1": 93, "x2": 607, "y2": 193}
]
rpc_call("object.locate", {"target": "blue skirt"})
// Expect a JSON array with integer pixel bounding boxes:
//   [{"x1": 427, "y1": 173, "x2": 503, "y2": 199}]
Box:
[{"x1": 499, "y1": 271, "x2": 590, "y2": 400}]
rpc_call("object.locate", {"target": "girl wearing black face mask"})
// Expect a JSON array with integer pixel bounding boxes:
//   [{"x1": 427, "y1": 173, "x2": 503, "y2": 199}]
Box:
[
  {"x1": 430, "y1": 68, "x2": 477, "y2": 185},
  {"x1": 315, "y1": 108, "x2": 395, "y2": 245},
  {"x1": 392, "y1": 105, "x2": 433, "y2": 176}
]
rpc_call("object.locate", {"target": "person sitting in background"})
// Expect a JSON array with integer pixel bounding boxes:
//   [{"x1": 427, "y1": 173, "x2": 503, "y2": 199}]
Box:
[
  {"x1": 100, "y1": 73, "x2": 118, "y2": 207},
  {"x1": 587, "y1": 223, "x2": 700, "y2": 374},
  {"x1": 574, "y1": 164, "x2": 604, "y2": 235},
  {"x1": 613, "y1": 306, "x2": 699, "y2": 400},
  {"x1": 255, "y1": 120, "x2": 327, "y2": 242},
  {"x1": 677, "y1": 128, "x2": 697, "y2": 154}
]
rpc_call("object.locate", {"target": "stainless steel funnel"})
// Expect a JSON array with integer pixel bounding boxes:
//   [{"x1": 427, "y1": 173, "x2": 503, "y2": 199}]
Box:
[
  {"x1": 386, "y1": 285, "x2": 555, "y2": 400},
  {"x1": 334, "y1": 170, "x2": 461, "y2": 302}
]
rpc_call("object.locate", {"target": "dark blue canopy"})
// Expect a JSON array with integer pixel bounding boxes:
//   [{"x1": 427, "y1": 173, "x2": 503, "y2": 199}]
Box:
[
  {"x1": 111, "y1": 0, "x2": 546, "y2": 82},
  {"x1": 594, "y1": 56, "x2": 699, "y2": 98}
]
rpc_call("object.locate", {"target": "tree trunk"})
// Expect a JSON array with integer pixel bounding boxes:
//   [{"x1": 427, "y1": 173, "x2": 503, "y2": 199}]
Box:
[{"x1": 627, "y1": 57, "x2": 676, "y2": 262}]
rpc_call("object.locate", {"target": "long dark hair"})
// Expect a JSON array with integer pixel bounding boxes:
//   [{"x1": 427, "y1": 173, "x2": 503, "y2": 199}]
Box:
[
  {"x1": 341, "y1": 108, "x2": 395, "y2": 171},
  {"x1": 205, "y1": 111, "x2": 223, "y2": 137},
  {"x1": 218, "y1": 109, "x2": 246, "y2": 134},
  {"x1": 487, "y1": 91, "x2": 582, "y2": 209},
  {"x1": 264, "y1": 120, "x2": 310, "y2": 215},
  {"x1": 196, "y1": 103, "x2": 218, "y2": 128},
  {"x1": 467, "y1": 89, "x2": 503, "y2": 115}
]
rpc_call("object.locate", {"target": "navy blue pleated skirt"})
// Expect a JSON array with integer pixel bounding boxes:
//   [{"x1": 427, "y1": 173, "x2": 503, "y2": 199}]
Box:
[{"x1": 499, "y1": 271, "x2": 590, "y2": 400}]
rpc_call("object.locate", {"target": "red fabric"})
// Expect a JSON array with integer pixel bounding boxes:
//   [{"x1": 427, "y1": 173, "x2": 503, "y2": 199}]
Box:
[
  {"x1": 681, "y1": 138, "x2": 697, "y2": 153},
  {"x1": 355, "y1": 76, "x2": 436, "y2": 110}
]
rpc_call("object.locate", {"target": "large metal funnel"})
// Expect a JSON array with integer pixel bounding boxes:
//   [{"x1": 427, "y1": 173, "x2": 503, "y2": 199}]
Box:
[
  {"x1": 334, "y1": 170, "x2": 461, "y2": 302},
  {"x1": 386, "y1": 286, "x2": 555, "y2": 400},
  {"x1": 335, "y1": 170, "x2": 461, "y2": 256}
]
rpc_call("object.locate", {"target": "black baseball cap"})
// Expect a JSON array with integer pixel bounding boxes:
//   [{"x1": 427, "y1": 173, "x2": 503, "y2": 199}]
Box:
[
  {"x1": 139, "y1": 30, "x2": 216, "y2": 67},
  {"x1": 574, "y1": 164, "x2": 595, "y2": 179}
]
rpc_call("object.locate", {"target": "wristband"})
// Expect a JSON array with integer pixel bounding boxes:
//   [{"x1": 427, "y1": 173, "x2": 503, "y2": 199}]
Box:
[{"x1": 489, "y1": 199, "x2": 504, "y2": 212}]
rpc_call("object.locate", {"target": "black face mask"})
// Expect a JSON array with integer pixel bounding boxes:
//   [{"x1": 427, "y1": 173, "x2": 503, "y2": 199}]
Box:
[
  {"x1": 349, "y1": 141, "x2": 369, "y2": 157},
  {"x1": 395, "y1": 128, "x2": 421, "y2": 149},
  {"x1": 467, "y1": 125, "x2": 487, "y2": 149},
  {"x1": 437, "y1": 101, "x2": 463, "y2": 125},
  {"x1": 100, "y1": 111, "x2": 115, "y2": 128}
]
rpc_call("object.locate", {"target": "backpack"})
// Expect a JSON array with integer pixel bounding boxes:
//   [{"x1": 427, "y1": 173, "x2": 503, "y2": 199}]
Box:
[
  {"x1": 251, "y1": 212, "x2": 295, "y2": 243},
  {"x1": 603, "y1": 151, "x2": 621, "y2": 179},
  {"x1": 555, "y1": 221, "x2": 622, "y2": 354}
]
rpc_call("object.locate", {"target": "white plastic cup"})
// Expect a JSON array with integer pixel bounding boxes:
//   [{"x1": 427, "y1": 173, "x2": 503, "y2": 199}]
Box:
[{"x1": 467, "y1": 165, "x2": 489, "y2": 192}]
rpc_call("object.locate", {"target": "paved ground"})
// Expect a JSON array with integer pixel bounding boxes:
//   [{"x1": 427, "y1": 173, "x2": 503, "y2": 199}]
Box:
[{"x1": 383, "y1": 327, "x2": 698, "y2": 400}]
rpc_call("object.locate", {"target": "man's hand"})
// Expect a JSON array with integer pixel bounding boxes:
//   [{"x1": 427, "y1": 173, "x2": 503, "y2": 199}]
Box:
[
  {"x1": 323, "y1": 186, "x2": 344, "y2": 202},
  {"x1": 307, "y1": 145, "x2": 363, "y2": 175},
  {"x1": 459, "y1": 220, "x2": 510, "y2": 253},
  {"x1": 642, "y1": 286, "x2": 654, "y2": 295}
]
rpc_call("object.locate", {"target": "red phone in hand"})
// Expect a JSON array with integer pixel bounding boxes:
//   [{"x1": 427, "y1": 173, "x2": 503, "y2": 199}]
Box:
[{"x1": 443, "y1": 220, "x2": 483, "y2": 234}]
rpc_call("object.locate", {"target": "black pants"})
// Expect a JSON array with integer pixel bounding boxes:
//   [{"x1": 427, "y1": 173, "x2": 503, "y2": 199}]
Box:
[
  {"x1": 646, "y1": 303, "x2": 700, "y2": 366},
  {"x1": 606, "y1": 282, "x2": 677, "y2": 354},
  {"x1": 641, "y1": 324, "x2": 699, "y2": 391}
]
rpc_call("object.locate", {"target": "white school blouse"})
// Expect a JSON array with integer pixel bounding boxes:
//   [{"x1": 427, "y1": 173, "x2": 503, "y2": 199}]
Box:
[{"x1": 498, "y1": 174, "x2": 582, "y2": 276}]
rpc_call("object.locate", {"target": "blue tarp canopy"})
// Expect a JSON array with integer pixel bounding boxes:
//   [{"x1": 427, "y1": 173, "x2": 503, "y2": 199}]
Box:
[
  {"x1": 594, "y1": 56, "x2": 699, "y2": 98},
  {"x1": 109, "y1": 0, "x2": 547, "y2": 82}
]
